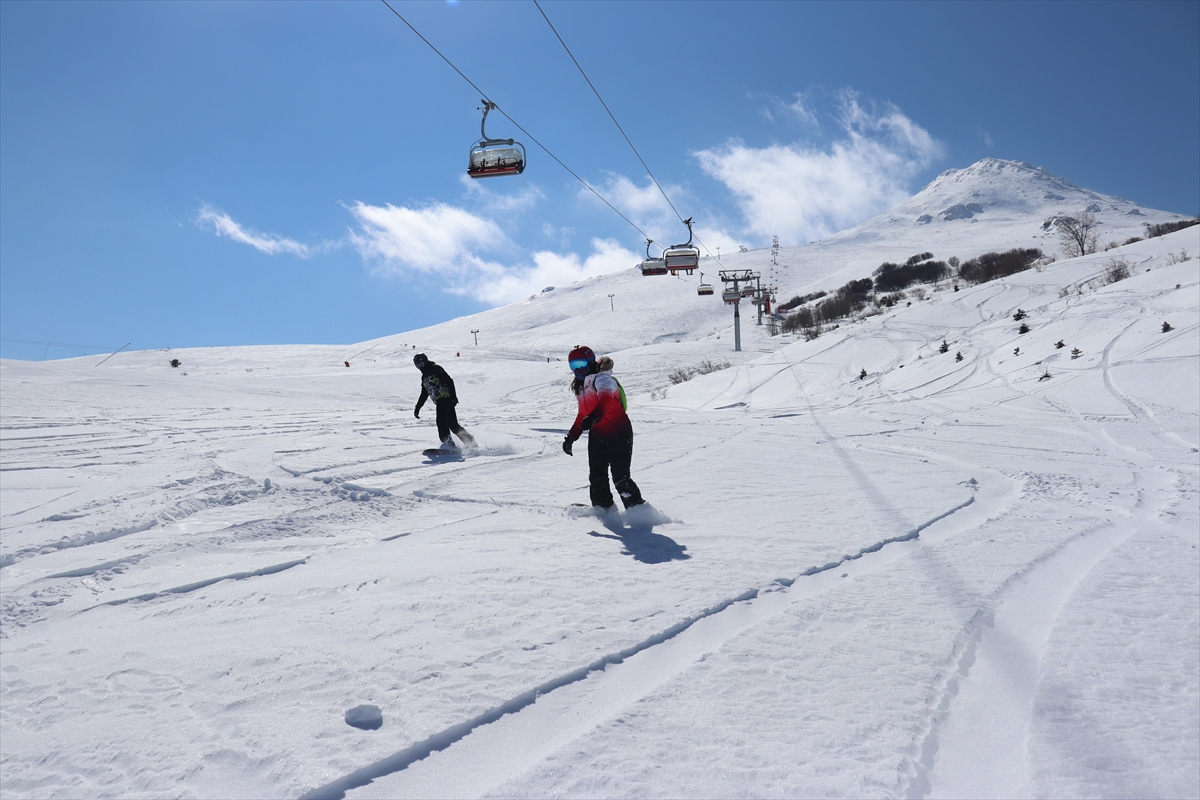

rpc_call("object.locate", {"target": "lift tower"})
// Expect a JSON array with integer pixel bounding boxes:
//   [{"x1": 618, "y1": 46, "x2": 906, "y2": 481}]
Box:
[{"x1": 718, "y1": 269, "x2": 758, "y2": 352}]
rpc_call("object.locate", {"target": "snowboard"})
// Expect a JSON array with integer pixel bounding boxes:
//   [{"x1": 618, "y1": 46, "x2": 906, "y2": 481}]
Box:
[{"x1": 423, "y1": 448, "x2": 461, "y2": 457}]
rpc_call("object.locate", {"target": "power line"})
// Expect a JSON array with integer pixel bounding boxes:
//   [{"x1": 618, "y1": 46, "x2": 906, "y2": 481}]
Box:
[
  {"x1": 94, "y1": 343, "x2": 130, "y2": 368},
  {"x1": 1, "y1": 337, "x2": 121, "y2": 350},
  {"x1": 378, "y1": 0, "x2": 652, "y2": 242}
]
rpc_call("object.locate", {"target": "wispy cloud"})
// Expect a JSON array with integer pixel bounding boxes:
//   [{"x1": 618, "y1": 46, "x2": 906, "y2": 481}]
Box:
[
  {"x1": 459, "y1": 174, "x2": 545, "y2": 214},
  {"x1": 755, "y1": 90, "x2": 821, "y2": 127},
  {"x1": 346, "y1": 200, "x2": 637, "y2": 306},
  {"x1": 196, "y1": 204, "x2": 313, "y2": 257},
  {"x1": 347, "y1": 201, "x2": 509, "y2": 276},
  {"x1": 460, "y1": 238, "x2": 640, "y2": 306},
  {"x1": 695, "y1": 90, "x2": 943, "y2": 245},
  {"x1": 588, "y1": 174, "x2": 751, "y2": 255}
]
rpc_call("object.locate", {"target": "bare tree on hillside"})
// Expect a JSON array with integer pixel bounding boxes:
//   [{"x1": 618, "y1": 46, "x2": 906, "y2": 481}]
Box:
[{"x1": 1056, "y1": 211, "x2": 1100, "y2": 258}]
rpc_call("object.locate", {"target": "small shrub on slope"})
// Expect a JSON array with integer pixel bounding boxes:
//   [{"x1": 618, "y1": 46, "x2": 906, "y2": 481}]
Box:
[
  {"x1": 777, "y1": 290, "x2": 827, "y2": 313},
  {"x1": 1144, "y1": 218, "x2": 1199, "y2": 238},
  {"x1": 1103, "y1": 257, "x2": 1131, "y2": 284},
  {"x1": 669, "y1": 359, "x2": 733, "y2": 385},
  {"x1": 958, "y1": 248, "x2": 1042, "y2": 285},
  {"x1": 873, "y1": 259, "x2": 950, "y2": 292}
]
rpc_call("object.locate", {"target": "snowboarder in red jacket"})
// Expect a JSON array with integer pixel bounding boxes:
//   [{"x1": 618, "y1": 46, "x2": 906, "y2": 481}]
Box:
[
  {"x1": 413, "y1": 353, "x2": 475, "y2": 450},
  {"x1": 562, "y1": 345, "x2": 644, "y2": 510}
]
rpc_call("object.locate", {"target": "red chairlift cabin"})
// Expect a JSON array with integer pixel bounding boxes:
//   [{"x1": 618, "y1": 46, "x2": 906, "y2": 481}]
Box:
[
  {"x1": 697, "y1": 273, "x2": 714, "y2": 296},
  {"x1": 639, "y1": 239, "x2": 668, "y2": 276},
  {"x1": 468, "y1": 101, "x2": 526, "y2": 179},
  {"x1": 722, "y1": 287, "x2": 741, "y2": 304},
  {"x1": 663, "y1": 217, "x2": 700, "y2": 274}
]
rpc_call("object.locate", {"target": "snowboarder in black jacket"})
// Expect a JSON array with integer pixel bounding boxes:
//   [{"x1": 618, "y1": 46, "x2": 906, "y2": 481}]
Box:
[{"x1": 413, "y1": 353, "x2": 476, "y2": 449}]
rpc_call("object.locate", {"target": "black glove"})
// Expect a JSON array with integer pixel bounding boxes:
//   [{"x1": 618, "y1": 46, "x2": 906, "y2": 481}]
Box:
[
  {"x1": 414, "y1": 407, "x2": 421, "y2": 419},
  {"x1": 562, "y1": 437, "x2": 573, "y2": 456}
]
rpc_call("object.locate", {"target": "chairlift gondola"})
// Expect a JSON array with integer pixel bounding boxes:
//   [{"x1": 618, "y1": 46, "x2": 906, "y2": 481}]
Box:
[
  {"x1": 697, "y1": 272, "x2": 714, "y2": 296},
  {"x1": 468, "y1": 101, "x2": 526, "y2": 179},
  {"x1": 741, "y1": 285, "x2": 755, "y2": 298},
  {"x1": 663, "y1": 217, "x2": 700, "y2": 274},
  {"x1": 639, "y1": 239, "x2": 668, "y2": 276},
  {"x1": 722, "y1": 287, "x2": 741, "y2": 304}
]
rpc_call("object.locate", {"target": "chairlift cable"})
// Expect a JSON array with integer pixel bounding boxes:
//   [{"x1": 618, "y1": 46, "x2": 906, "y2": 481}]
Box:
[
  {"x1": 533, "y1": 0, "x2": 685, "y2": 226},
  {"x1": 378, "y1": 0, "x2": 652, "y2": 241},
  {"x1": 532, "y1": 1, "x2": 724, "y2": 267}
]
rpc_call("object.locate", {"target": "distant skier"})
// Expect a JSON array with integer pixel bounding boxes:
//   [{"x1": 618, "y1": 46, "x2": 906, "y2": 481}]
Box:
[
  {"x1": 561, "y1": 346, "x2": 645, "y2": 510},
  {"x1": 413, "y1": 353, "x2": 475, "y2": 450}
]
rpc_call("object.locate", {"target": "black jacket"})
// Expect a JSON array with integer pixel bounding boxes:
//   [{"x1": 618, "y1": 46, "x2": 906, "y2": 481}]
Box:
[{"x1": 415, "y1": 362, "x2": 457, "y2": 411}]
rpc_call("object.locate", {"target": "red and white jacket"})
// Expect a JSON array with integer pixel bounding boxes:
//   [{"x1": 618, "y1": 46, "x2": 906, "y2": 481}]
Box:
[{"x1": 568, "y1": 371, "x2": 631, "y2": 440}]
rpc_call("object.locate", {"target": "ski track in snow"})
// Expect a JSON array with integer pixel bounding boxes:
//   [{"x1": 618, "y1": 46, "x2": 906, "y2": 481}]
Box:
[{"x1": 306, "y1": 490, "x2": 994, "y2": 800}]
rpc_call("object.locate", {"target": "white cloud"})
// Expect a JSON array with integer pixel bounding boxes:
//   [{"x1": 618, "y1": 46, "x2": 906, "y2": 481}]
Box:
[
  {"x1": 755, "y1": 91, "x2": 821, "y2": 127},
  {"x1": 587, "y1": 174, "x2": 752, "y2": 255},
  {"x1": 196, "y1": 204, "x2": 312, "y2": 256},
  {"x1": 346, "y1": 201, "x2": 637, "y2": 307},
  {"x1": 694, "y1": 90, "x2": 943, "y2": 245},
  {"x1": 458, "y1": 174, "x2": 545, "y2": 213},
  {"x1": 458, "y1": 238, "x2": 640, "y2": 306},
  {"x1": 785, "y1": 92, "x2": 820, "y2": 127},
  {"x1": 347, "y1": 201, "x2": 510, "y2": 276},
  {"x1": 197, "y1": 198, "x2": 649, "y2": 308},
  {"x1": 581, "y1": 174, "x2": 678, "y2": 247}
]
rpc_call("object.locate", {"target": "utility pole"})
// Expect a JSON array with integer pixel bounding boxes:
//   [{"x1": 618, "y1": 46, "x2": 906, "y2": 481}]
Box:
[
  {"x1": 608, "y1": 294, "x2": 615, "y2": 311},
  {"x1": 471, "y1": 329, "x2": 480, "y2": 346}
]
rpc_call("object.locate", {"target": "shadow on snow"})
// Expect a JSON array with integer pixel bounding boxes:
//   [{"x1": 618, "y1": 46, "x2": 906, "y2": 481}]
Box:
[{"x1": 587, "y1": 515, "x2": 689, "y2": 564}]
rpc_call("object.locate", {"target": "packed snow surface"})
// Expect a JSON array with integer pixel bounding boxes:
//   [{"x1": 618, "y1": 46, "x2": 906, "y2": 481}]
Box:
[{"x1": 1, "y1": 161, "x2": 1197, "y2": 798}]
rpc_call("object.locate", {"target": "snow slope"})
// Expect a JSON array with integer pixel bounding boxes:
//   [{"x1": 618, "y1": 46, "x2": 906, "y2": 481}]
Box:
[{"x1": 1, "y1": 161, "x2": 1197, "y2": 799}]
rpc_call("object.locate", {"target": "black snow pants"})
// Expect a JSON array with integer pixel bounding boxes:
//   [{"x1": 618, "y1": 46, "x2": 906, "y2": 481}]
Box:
[
  {"x1": 435, "y1": 400, "x2": 473, "y2": 446},
  {"x1": 587, "y1": 428, "x2": 644, "y2": 509}
]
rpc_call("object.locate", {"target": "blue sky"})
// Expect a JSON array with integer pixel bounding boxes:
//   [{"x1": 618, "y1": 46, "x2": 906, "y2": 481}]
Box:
[{"x1": 2, "y1": 0, "x2": 1197, "y2": 360}]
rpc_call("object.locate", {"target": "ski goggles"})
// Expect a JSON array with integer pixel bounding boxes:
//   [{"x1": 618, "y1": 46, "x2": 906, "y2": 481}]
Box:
[{"x1": 569, "y1": 358, "x2": 592, "y2": 371}]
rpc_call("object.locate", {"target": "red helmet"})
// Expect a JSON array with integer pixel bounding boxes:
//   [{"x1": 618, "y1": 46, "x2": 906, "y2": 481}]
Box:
[{"x1": 568, "y1": 345, "x2": 595, "y2": 372}]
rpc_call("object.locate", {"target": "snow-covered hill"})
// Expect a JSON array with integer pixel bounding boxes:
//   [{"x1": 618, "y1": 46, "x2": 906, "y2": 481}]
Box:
[
  {"x1": 340, "y1": 158, "x2": 1190, "y2": 360},
  {"x1": 1, "y1": 162, "x2": 1197, "y2": 799},
  {"x1": 772, "y1": 157, "x2": 1189, "y2": 297}
]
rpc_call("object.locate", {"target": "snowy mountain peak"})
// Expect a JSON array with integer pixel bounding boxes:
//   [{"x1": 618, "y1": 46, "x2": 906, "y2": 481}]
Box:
[
  {"x1": 933, "y1": 157, "x2": 1074, "y2": 187},
  {"x1": 912, "y1": 157, "x2": 1115, "y2": 217},
  {"x1": 813, "y1": 157, "x2": 1185, "y2": 268}
]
